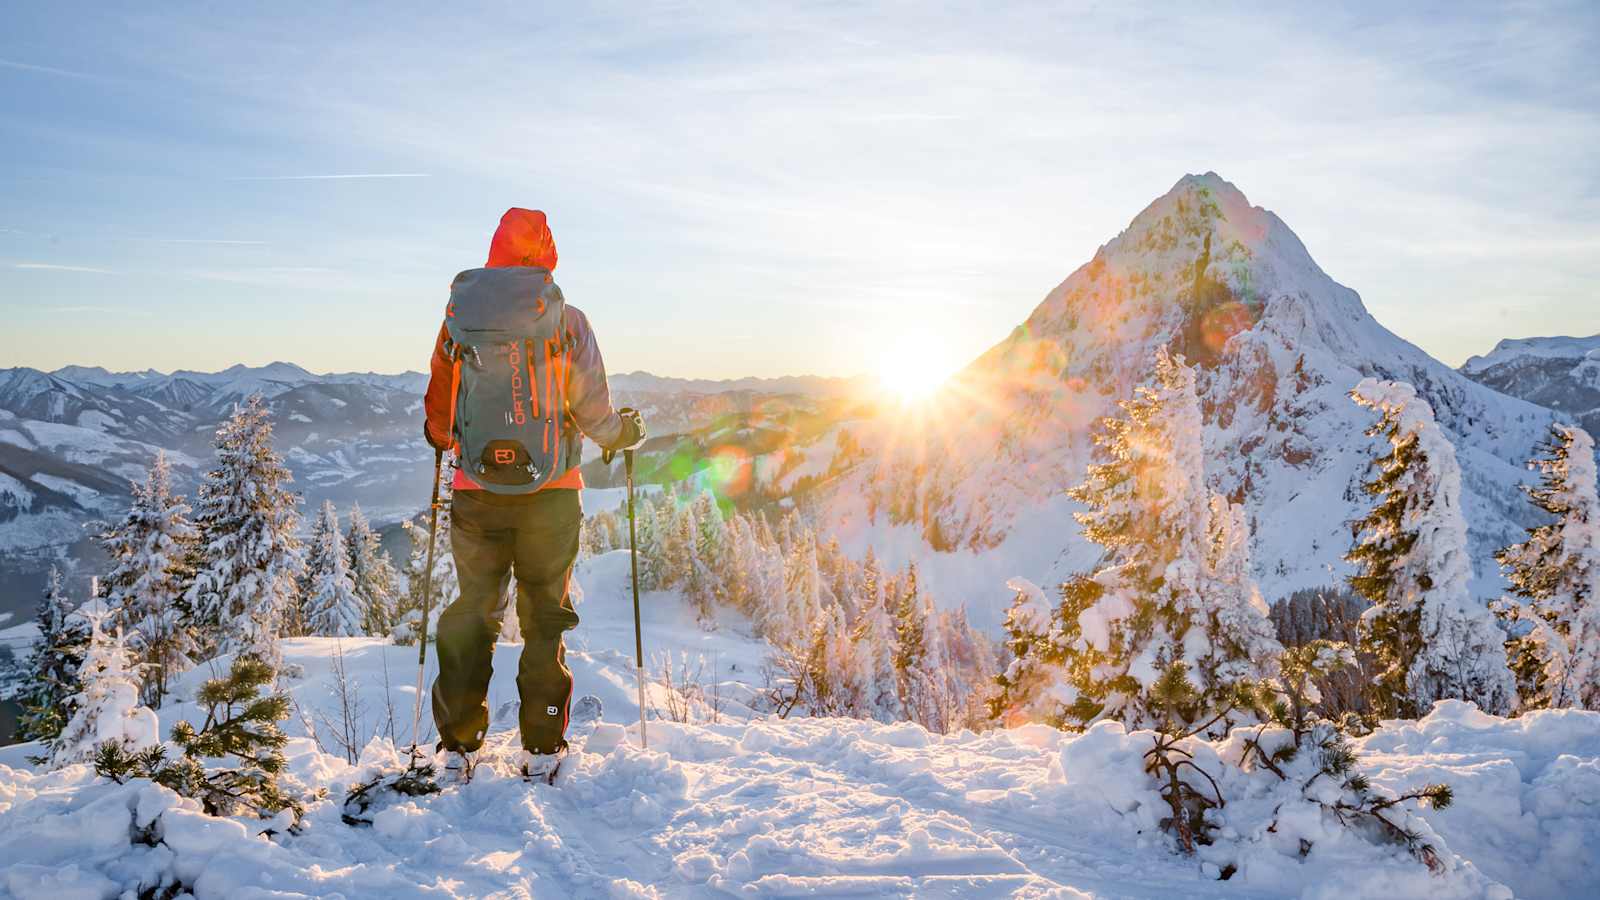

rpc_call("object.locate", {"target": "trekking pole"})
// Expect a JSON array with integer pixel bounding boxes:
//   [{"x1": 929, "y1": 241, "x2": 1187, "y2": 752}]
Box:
[
  {"x1": 408, "y1": 448, "x2": 446, "y2": 760},
  {"x1": 625, "y1": 448, "x2": 648, "y2": 749}
]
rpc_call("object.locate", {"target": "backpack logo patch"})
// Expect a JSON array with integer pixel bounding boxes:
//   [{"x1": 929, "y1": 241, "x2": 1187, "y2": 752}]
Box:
[{"x1": 546, "y1": 706, "x2": 559, "y2": 716}]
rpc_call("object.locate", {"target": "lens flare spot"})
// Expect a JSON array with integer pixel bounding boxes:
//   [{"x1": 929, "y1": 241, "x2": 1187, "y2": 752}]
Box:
[
  {"x1": 707, "y1": 445, "x2": 751, "y2": 497},
  {"x1": 1201, "y1": 301, "x2": 1253, "y2": 354}
]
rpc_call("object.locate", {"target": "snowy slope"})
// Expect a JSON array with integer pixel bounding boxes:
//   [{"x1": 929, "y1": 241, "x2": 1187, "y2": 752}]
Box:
[
  {"x1": 1, "y1": 553, "x2": 1594, "y2": 898},
  {"x1": 1459, "y1": 334, "x2": 1600, "y2": 449},
  {"x1": 811, "y1": 174, "x2": 1555, "y2": 621}
]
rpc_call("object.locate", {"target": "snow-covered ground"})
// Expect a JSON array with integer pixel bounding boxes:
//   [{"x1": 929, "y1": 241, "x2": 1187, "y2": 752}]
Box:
[{"x1": 1, "y1": 552, "x2": 1595, "y2": 898}]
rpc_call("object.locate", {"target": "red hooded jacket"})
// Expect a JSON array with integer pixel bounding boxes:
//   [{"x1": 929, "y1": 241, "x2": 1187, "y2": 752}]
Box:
[{"x1": 423, "y1": 208, "x2": 623, "y2": 491}]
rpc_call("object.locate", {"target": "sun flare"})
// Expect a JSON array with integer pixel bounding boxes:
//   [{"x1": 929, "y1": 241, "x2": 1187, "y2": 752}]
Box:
[{"x1": 877, "y1": 338, "x2": 955, "y2": 405}]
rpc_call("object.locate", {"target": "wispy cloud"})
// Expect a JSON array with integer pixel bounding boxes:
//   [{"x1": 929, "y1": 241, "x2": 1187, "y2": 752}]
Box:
[
  {"x1": 137, "y1": 238, "x2": 268, "y2": 245},
  {"x1": 13, "y1": 262, "x2": 116, "y2": 274},
  {"x1": 0, "y1": 57, "x2": 93, "y2": 79},
  {"x1": 44, "y1": 305, "x2": 150, "y2": 316},
  {"x1": 226, "y1": 173, "x2": 429, "y2": 181}
]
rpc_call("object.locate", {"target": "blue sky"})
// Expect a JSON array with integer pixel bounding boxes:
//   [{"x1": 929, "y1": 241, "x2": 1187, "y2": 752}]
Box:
[{"x1": 2, "y1": 1, "x2": 1596, "y2": 379}]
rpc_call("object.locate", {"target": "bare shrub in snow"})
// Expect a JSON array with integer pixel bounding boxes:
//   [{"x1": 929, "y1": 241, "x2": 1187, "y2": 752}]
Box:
[{"x1": 312, "y1": 640, "x2": 371, "y2": 764}]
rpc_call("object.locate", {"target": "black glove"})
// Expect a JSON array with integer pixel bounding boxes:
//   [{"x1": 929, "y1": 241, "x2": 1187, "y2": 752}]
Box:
[
  {"x1": 601, "y1": 408, "x2": 645, "y2": 464},
  {"x1": 423, "y1": 420, "x2": 450, "y2": 452}
]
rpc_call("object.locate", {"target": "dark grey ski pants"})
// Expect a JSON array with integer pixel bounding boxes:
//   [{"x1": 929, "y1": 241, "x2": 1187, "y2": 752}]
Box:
[{"x1": 431, "y1": 487, "x2": 581, "y2": 754}]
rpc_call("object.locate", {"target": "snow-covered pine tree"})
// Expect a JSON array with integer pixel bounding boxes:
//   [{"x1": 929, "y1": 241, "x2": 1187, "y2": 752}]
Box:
[
  {"x1": 932, "y1": 605, "x2": 995, "y2": 733},
  {"x1": 1030, "y1": 348, "x2": 1276, "y2": 736},
  {"x1": 988, "y1": 577, "x2": 1069, "y2": 726},
  {"x1": 903, "y1": 588, "x2": 950, "y2": 730},
  {"x1": 851, "y1": 578, "x2": 902, "y2": 722},
  {"x1": 395, "y1": 475, "x2": 456, "y2": 644},
  {"x1": 817, "y1": 537, "x2": 851, "y2": 619},
  {"x1": 15, "y1": 567, "x2": 90, "y2": 743},
  {"x1": 184, "y1": 394, "x2": 305, "y2": 666},
  {"x1": 100, "y1": 451, "x2": 198, "y2": 705},
  {"x1": 892, "y1": 562, "x2": 925, "y2": 677},
  {"x1": 777, "y1": 509, "x2": 801, "y2": 555},
  {"x1": 302, "y1": 501, "x2": 364, "y2": 637},
  {"x1": 692, "y1": 490, "x2": 725, "y2": 571},
  {"x1": 784, "y1": 534, "x2": 829, "y2": 647},
  {"x1": 797, "y1": 603, "x2": 867, "y2": 717},
  {"x1": 1199, "y1": 496, "x2": 1283, "y2": 697},
  {"x1": 663, "y1": 500, "x2": 706, "y2": 614},
  {"x1": 629, "y1": 493, "x2": 663, "y2": 591},
  {"x1": 346, "y1": 502, "x2": 399, "y2": 636},
  {"x1": 749, "y1": 541, "x2": 792, "y2": 642},
  {"x1": 580, "y1": 509, "x2": 621, "y2": 558},
  {"x1": 860, "y1": 548, "x2": 882, "y2": 612},
  {"x1": 689, "y1": 490, "x2": 725, "y2": 617},
  {"x1": 46, "y1": 617, "x2": 159, "y2": 769},
  {"x1": 1347, "y1": 378, "x2": 1516, "y2": 717},
  {"x1": 719, "y1": 515, "x2": 758, "y2": 614},
  {"x1": 1496, "y1": 423, "x2": 1600, "y2": 709}
]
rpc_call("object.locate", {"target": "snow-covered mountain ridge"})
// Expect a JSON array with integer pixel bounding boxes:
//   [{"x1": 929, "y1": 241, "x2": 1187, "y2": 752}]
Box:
[
  {"x1": 1461, "y1": 334, "x2": 1600, "y2": 376},
  {"x1": 1459, "y1": 334, "x2": 1600, "y2": 449},
  {"x1": 813, "y1": 173, "x2": 1558, "y2": 616}
]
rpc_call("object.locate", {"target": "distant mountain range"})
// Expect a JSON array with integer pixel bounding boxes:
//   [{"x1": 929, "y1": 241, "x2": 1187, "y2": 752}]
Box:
[
  {"x1": 1459, "y1": 334, "x2": 1600, "y2": 444},
  {"x1": 0, "y1": 362, "x2": 857, "y2": 624},
  {"x1": 609, "y1": 371, "x2": 870, "y2": 397}
]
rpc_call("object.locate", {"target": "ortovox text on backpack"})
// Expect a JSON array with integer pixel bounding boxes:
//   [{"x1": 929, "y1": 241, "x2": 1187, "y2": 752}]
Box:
[{"x1": 443, "y1": 267, "x2": 580, "y2": 494}]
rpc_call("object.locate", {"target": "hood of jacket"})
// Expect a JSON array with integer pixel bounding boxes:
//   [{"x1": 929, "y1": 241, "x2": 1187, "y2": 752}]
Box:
[{"x1": 486, "y1": 207, "x2": 558, "y2": 269}]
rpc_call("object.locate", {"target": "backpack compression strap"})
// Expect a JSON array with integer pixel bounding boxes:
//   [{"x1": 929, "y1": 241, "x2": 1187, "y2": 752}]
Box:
[{"x1": 445, "y1": 344, "x2": 463, "y2": 453}]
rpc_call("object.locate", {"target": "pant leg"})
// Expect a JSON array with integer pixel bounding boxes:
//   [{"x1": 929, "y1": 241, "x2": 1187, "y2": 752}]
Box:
[
  {"x1": 430, "y1": 491, "x2": 514, "y2": 752},
  {"x1": 510, "y1": 489, "x2": 583, "y2": 753}
]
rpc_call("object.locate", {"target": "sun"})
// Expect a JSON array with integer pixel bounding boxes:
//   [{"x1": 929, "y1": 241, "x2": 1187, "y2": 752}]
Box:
[{"x1": 877, "y1": 338, "x2": 954, "y2": 405}]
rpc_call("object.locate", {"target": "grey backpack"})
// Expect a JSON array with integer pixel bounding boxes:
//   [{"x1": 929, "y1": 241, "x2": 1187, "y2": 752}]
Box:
[{"x1": 443, "y1": 266, "x2": 577, "y2": 494}]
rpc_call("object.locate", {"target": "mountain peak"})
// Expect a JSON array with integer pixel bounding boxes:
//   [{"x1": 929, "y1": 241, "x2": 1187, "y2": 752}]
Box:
[
  {"x1": 1170, "y1": 170, "x2": 1245, "y2": 198},
  {"x1": 219, "y1": 361, "x2": 314, "y2": 380}
]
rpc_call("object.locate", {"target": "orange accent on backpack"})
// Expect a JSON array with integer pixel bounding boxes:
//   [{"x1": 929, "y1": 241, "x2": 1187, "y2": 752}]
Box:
[{"x1": 446, "y1": 351, "x2": 463, "y2": 452}]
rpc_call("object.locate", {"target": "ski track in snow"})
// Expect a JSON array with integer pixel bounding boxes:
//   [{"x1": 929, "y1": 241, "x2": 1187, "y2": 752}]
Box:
[{"x1": 0, "y1": 552, "x2": 1594, "y2": 898}]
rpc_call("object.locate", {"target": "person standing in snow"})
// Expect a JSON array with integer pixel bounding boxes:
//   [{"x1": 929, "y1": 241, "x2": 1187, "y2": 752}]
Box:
[{"x1": 422, "y1": 208, "x2": 645, "y2": 780}]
